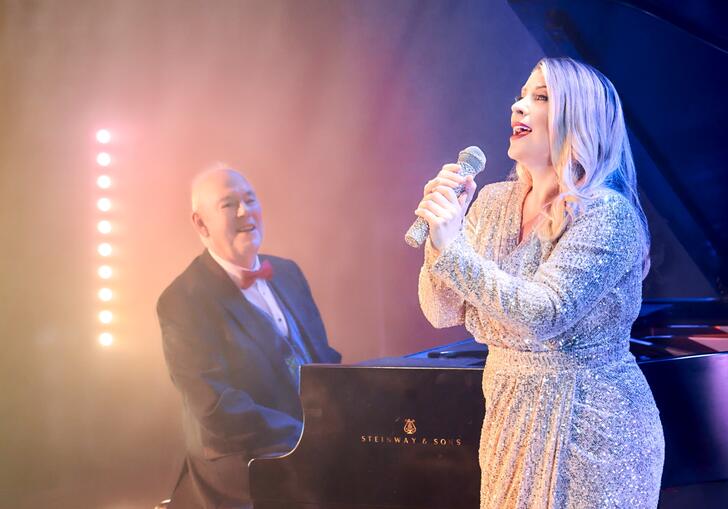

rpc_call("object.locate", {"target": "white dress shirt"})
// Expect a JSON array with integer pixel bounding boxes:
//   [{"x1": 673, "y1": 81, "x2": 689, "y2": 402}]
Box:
[{"x1": 208, "y1": 249, "x2": 289, "y2": 337}]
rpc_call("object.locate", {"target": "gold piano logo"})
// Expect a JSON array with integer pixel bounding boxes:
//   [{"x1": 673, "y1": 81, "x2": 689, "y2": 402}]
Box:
[
  {"x1": 360, "y1": 418, "x2": 463, "y2": 447},
  {"x1": 403, "y1": 418, "x2": 417, "y2": 435}
]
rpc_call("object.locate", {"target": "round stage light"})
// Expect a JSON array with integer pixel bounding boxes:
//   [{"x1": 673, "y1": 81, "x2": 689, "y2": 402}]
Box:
[
  {"x1": 98, "y1": 265, "x2": 112, "y2": 279},
  {"x1": 98, "y1": 287, "x2": 113, "y2": 301},
  {"x1": 99, "y1": 310, "x2": 113, "y2": 324},
  {"x1": 97, "y1": 220, "x2": 112, "y2": 234},
  {"x1": 96, "y1": 152, "x2": 111, "y2": 167},
  {"x1": 98, "y1": 332, "x2": 113, "y2": 346},
  {"x1": 97, "y1": 175, "x2": 112, "y2": 189},
  {"x1": 96, "y1": 129, "x2": 112, "y2": 144},
  {"x1": 97, "y1": 243, "x2": 112, "y2": 257},
  {"x1": 97, "y1": 197, "x2": 111, "y2": 212}
]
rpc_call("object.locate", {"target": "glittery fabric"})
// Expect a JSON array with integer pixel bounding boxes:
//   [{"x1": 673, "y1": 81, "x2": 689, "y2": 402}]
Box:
[{"x1": 419, "y1": 180, "x2": 664, "y2": 508}]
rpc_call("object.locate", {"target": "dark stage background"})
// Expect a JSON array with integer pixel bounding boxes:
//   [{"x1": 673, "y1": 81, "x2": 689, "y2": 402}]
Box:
[{"x1": 0, "y1": 1, "x2": 713, "y2": 507}]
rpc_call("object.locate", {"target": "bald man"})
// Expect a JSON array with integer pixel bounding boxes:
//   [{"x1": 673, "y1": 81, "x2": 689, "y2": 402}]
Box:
[{"x1": 157, "y1": 168, "x2": 340, "y2": 509}]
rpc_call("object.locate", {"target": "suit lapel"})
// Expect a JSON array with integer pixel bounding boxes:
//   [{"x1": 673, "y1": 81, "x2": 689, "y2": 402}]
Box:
[
  {"x1": 264, "y1": 257, "x2": 329, "y2": 363},
  {"x1": 198, "y1": 251, "x2": 290, "y2": 372}
]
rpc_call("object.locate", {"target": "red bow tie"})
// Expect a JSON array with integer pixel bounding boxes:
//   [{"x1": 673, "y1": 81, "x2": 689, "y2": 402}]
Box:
[{"x1": 240, "y1": 260, "x2": 274, "y2": 289}]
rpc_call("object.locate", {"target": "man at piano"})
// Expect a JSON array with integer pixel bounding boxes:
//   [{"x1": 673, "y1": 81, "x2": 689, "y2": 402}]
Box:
[
  {"x1": 416, "y1": 58, "x2": 664, "y2": 508},
  {"x1": 157, "y1": 166, "x2": 340, "y2": 509}
]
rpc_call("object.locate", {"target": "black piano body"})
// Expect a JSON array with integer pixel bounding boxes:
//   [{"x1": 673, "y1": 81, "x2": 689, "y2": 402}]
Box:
[
  {"x1": 250, "y1": 361, "x2": 485, "y2": 509},
  {"x1": 250, "y1": 307, "x2": 728, "y2": 508}
]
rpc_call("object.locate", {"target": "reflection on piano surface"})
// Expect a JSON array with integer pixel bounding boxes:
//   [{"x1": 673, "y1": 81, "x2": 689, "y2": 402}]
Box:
[{"x1": 250, "y1": 300, "x2": 728, "y2": 508}]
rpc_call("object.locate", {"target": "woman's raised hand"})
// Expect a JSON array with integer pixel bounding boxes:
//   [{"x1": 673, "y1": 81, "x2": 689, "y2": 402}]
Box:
[{"x1": 415, "y1": 164, "x2": 477, "y2": 251}]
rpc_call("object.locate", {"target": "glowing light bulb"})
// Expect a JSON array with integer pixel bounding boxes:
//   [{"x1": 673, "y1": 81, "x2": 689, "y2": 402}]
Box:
[
  {"x1": 98, "y1": 288, "x2": 113, "y2": 301},
  {"x1": 97, "y1": 175, "x2": 111, "y2": 189},
  {"x1": 99, "y1": 310, "x2": 113, "y2": 324},
  {"x1": 97, "y1": 220, "x2": 112, "y2": 234},
  {"x1": 96, "y1": 152, "x2": 111, "y2": 166},
  {"x1": 98, "y1": 265, "x2": 112, "y2": 279},
  {"x1": 96, "y1": 129, "x2": 111, "y2": 144},
  {"x1": 97, "y1": 197, "x2": 111, "y2": 212},
  {"x1": 98, "y1": 332, "x2": 113, "y2": 346},
  {"x1": 97, "y1": 242, "x2": 112, "y2": 257}
]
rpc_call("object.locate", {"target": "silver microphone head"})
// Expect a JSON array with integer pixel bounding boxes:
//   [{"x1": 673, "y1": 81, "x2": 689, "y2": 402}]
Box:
[{"x1": 457, "y1": 146, "x2": 486, "y2": 177}]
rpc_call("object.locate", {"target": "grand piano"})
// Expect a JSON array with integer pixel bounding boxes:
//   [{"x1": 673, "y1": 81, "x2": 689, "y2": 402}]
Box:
[{"x1": 250, "y1": 1, "x2": 728, "y2": 507}]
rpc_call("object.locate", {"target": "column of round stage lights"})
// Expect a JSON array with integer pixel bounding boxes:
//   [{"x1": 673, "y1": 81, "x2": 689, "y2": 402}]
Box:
[{"x1": 95, "y1": 129, "x2": 114, "y2": 347}]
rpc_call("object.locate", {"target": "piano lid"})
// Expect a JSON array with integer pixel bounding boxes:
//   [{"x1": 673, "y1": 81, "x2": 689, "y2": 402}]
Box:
[{"x1": 508, "y1": 0, "x2": 728, "y2": 297}]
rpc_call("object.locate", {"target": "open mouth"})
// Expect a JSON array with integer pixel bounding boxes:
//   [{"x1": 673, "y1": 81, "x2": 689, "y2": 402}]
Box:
[
  {"x1": 511, "y1": 124, "x2": 532, "y2": 139},
  {"x1": 237, "y1": 225, "x2": 256, "y2": 233}
]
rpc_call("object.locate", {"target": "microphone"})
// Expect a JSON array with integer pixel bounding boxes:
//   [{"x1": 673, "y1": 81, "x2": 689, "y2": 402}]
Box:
[{"x1": 405, "y1": 146, "x2": 486, "y2": 248}]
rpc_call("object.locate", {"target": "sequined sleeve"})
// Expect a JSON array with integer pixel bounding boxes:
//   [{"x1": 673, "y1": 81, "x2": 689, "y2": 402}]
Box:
[
  {"x1": 430, "y1": 192, "x2": 641, "y2": 342},
  {"x1": 417, "y1": 185, "x2": 489, "y2": 328}
]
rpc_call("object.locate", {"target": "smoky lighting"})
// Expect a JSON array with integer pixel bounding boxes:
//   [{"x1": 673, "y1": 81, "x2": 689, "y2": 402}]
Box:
[
  {"x1": 97, "y1": 197, "x2": 111, "y2": 212},
  {"x1": 96, "y1": 152, "x2": 111, "y2": 167},
  {"x1": 98, "y1": 310, "x2": 113, "y2": 324},
  {"x1": 97, "y1": 242, "x2": 112, "y2": 257},
  {"x1": 97, "y1": 220, "x2": 112, "y2": 234},
  {"x1": 94, "y1": 126, "x2": 118, "y2": 346},
  {"x1": 97, "y1": 175, "x2": 112, "y2": 189},
  {"x1": 98, "y1": 265, "x2": 112, "y2": 280},
  {"x1": 96, "y1": 129, "x2": 111, "y2": 144},
  {"x1": 98, "y1": 332, "x2": 113, "y2": 346}
]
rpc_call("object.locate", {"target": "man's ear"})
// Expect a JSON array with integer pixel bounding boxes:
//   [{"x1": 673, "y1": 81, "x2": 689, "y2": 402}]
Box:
[{"x1": 192, "y1": 212, "x2": 209, "y2": 237}]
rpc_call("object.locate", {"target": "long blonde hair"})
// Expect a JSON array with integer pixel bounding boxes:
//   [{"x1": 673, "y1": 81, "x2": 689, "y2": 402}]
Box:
[{"x1": 515, "y1": 57, "x2": 651, "y2": 278}]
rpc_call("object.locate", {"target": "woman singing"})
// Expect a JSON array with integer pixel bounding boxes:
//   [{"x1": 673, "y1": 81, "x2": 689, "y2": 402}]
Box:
[{"x1": 416, "y1": 57, "x2": 665, "y2": 508}]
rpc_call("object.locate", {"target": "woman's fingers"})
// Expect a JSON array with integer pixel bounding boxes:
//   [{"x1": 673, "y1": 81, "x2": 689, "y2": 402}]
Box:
[
  {"x1": 424, "y1": 176, "x2": 460, "y2": 195},
  {"x1": 417, "y1": 172, "x2": 478, "y2": 251},
  {"x1": 423, "y1": 164, "x2": 465, "y2": 195},
  {"x1": 419, "y1": 184, "x2": 462, "y2": 218},
  {"x1": 440, "y1": 163, "x2": 463, "y2": 176},
  {"x1": 417, "y1": 197, "x2": 453, "y2": 220},
  {"x1": 431, "y1": 185, "x2": 458, "y2": 204},
  {"x1": 457, "y1": 176, "x2": 477, "y2": 209},
  {"x1": 414, "y1": 207, "x2": 441, "y2": 225}
]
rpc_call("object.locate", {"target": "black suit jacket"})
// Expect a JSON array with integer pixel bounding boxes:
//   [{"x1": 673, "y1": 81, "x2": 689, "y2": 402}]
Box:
[{"x1": 157, "y1": 251, "x2": 340, "y2": 504}]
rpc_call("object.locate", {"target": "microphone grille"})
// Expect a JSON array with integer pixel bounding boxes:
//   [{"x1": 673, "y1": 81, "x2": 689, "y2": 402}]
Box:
[{"x1": 458, "y1": 146, "x2": 486, "y2": 176}]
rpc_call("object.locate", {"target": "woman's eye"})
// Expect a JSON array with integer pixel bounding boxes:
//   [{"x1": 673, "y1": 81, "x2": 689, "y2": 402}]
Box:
[{"x1": 535, "y1": 94, "x2": 548, "y2": 101}]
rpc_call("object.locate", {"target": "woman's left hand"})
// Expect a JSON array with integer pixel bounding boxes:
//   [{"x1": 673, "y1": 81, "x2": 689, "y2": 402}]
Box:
[{"x1": 415, "y1": 166, "x2": 477, "y2": 251}]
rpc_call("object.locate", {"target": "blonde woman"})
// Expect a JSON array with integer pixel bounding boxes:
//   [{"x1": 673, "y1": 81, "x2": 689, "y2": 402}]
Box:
[{"x1": 416, "y1": 58, "x2": 664, "y2": 508}]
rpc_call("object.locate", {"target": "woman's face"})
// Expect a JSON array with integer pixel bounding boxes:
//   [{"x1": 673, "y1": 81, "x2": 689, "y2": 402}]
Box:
[{"x1": 508, "y1": 68, "x2": 552, "y2": 173}]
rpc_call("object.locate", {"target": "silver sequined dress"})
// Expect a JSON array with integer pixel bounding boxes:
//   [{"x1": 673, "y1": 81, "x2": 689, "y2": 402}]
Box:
[{"x1": 419, "y1": 180, "x2": 664, "y2": 508}]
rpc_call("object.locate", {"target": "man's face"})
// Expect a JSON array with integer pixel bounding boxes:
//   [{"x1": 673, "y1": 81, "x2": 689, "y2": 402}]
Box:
[{"x1": 193, "y1": 170, "x2": 263, "y2": 268}]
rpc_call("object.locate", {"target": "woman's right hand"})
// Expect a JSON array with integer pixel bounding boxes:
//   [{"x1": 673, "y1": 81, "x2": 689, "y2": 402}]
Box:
[
  {"x1": 415, "y1": 164, "x2": 477, "y2": 251},
  {"x1": 422, "y1": 164, "x2": 466, "y2": 197}
]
